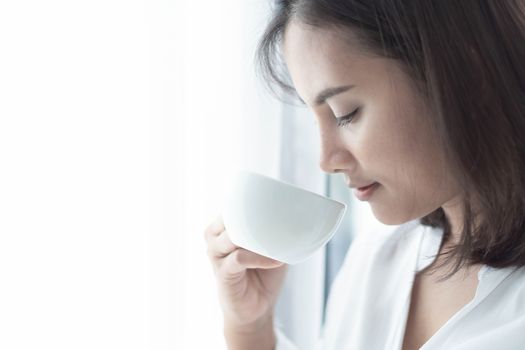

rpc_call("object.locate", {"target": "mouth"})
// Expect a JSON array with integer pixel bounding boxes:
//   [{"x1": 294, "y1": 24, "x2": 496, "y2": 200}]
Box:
[
  {"x1": 353, "y1": 182, "x2": 379, "y2": 201},
  {"x1": 357, "y1": 183, "x2": 377, "y2": 191}
]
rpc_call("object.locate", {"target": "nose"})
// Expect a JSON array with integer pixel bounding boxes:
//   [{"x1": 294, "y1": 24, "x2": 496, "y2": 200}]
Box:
[{"x1": 318, "y1": 131, "x2": 355, "y2": 174}]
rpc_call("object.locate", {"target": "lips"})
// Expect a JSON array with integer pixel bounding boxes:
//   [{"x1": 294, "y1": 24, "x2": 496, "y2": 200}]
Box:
[
  {"x1": 347, "y1": 180, "x2": 377, "y2": 189},
  {"x1": 357, "y1": 183, "x2": 377, "y2": 191},
  {"x1": 343, "y1": 174, "x2": 378, "y2": 190},
  {"x1": 353, "y1": 182, "x2": 379, "y2": 201}
]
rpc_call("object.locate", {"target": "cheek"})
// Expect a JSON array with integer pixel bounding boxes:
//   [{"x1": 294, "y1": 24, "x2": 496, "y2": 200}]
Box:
[
  {"x1": 369, "y1": 132, "x2": 454, "y2": 223},
  {"x1": 359, "y1": 115, "x2": 446, "y2": 190},
  {"x1": 386, "y1": 131, "x2": 446, "y2": 194},
  {"x1": 351, "y1": 115, "x2": 411, "y2": 182},
  {"x1": 345, "y1": 94, "x2": 451, "y2": 193}
]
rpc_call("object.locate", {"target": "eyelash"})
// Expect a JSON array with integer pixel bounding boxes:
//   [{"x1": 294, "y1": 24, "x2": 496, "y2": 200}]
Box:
[{"x1": 336, "y1": 108, "x2": 359, "y2": 127}]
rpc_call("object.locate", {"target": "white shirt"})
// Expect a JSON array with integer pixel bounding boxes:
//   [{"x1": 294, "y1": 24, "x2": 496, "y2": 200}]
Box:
[{"x1": 275, "y1": 220, "x2": 525, "y2": 349}]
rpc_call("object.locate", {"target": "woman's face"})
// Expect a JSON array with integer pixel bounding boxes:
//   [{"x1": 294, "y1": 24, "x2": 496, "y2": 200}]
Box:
[{"x1": 283, "y1": 21, "x2": 462, "y2": 225}]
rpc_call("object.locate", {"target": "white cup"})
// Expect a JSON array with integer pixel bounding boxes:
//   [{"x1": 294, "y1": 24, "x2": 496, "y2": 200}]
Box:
[{"x1": 222, "y1": 171, "x2": 347, "y2": 265}]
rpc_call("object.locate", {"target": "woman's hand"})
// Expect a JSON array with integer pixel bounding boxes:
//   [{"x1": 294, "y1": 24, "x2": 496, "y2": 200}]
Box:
[{"x1": 204, "y1": 215, "x2": 288, "y2": 329}]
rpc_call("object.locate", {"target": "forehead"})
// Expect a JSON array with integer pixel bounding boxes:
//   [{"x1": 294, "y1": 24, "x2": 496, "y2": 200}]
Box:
[
  {"x1": 282, "y1": 20, "x2": 384, "y2": 104},
  {"x1": 283, "y1": 20, "x2": 363, "y2": 60}
]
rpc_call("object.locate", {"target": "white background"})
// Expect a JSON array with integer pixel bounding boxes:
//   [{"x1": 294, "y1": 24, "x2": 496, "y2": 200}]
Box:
[
  {"x1": 0, "y1": 0, "x2": 243, "y2": 348},
  {"x1": 0, "y1": 1, "x2": 382, "y2": 349}
]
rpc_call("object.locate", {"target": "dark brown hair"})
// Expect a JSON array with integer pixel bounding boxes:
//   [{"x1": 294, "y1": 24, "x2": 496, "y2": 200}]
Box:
[{"x1": 256, "y1": 0, "x2": 525, "y2": 281}]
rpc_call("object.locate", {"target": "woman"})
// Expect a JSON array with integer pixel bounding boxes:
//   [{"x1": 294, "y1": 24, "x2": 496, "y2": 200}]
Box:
[{"x1": 204, "y1": 1, "x2": 525, "y2": 349}]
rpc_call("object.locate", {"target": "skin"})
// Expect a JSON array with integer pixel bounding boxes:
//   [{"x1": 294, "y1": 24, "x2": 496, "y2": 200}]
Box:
[
  {"x1": 282, "y1": 20, "x2": 467, "y2": 241},
  {"x1": 283, "y1": 20, "x2": 483, "y2": 349},
  {"x1": 205, "y1": 18, "x2": 483, "y2": 350}
]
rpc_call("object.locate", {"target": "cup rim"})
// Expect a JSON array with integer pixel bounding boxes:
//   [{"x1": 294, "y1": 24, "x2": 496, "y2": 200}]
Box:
[{"x1": 236, "y1": 170, "x2": 347, "y2": 208}]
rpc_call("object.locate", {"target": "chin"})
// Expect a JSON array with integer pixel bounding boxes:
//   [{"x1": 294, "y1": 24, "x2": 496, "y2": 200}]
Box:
[{"x1": 369, "y1": 205, "x2": 420, "y2": 226}]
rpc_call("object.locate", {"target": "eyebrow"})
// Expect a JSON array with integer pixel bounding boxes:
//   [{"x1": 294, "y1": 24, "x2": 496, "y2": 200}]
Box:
[{"x1": 313, "y1": 85, "x2": 355, "y2": 106}]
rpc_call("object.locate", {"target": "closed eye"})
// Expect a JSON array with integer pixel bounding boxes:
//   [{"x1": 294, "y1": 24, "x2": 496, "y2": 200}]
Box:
[{"x1": 336, "y1": 108, "x2": 359, "y2": 127}]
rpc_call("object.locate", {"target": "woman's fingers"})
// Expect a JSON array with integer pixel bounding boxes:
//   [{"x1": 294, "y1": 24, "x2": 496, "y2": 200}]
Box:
[
  {"x1": 219, "y1": 248, "x2": 284, "y2": 275},
  {"x1": 204, "y1": 215, "x2": 225, "y2": 242},
  {"x1": 208, "y1": 230, "x2": 238, "y2": 259},
  {"x1": 204, "y1": 215, "x2": 284, "y2": 275},
  {"x1": 205, "y1": 215, "x2": 238, "y2": 261}
]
